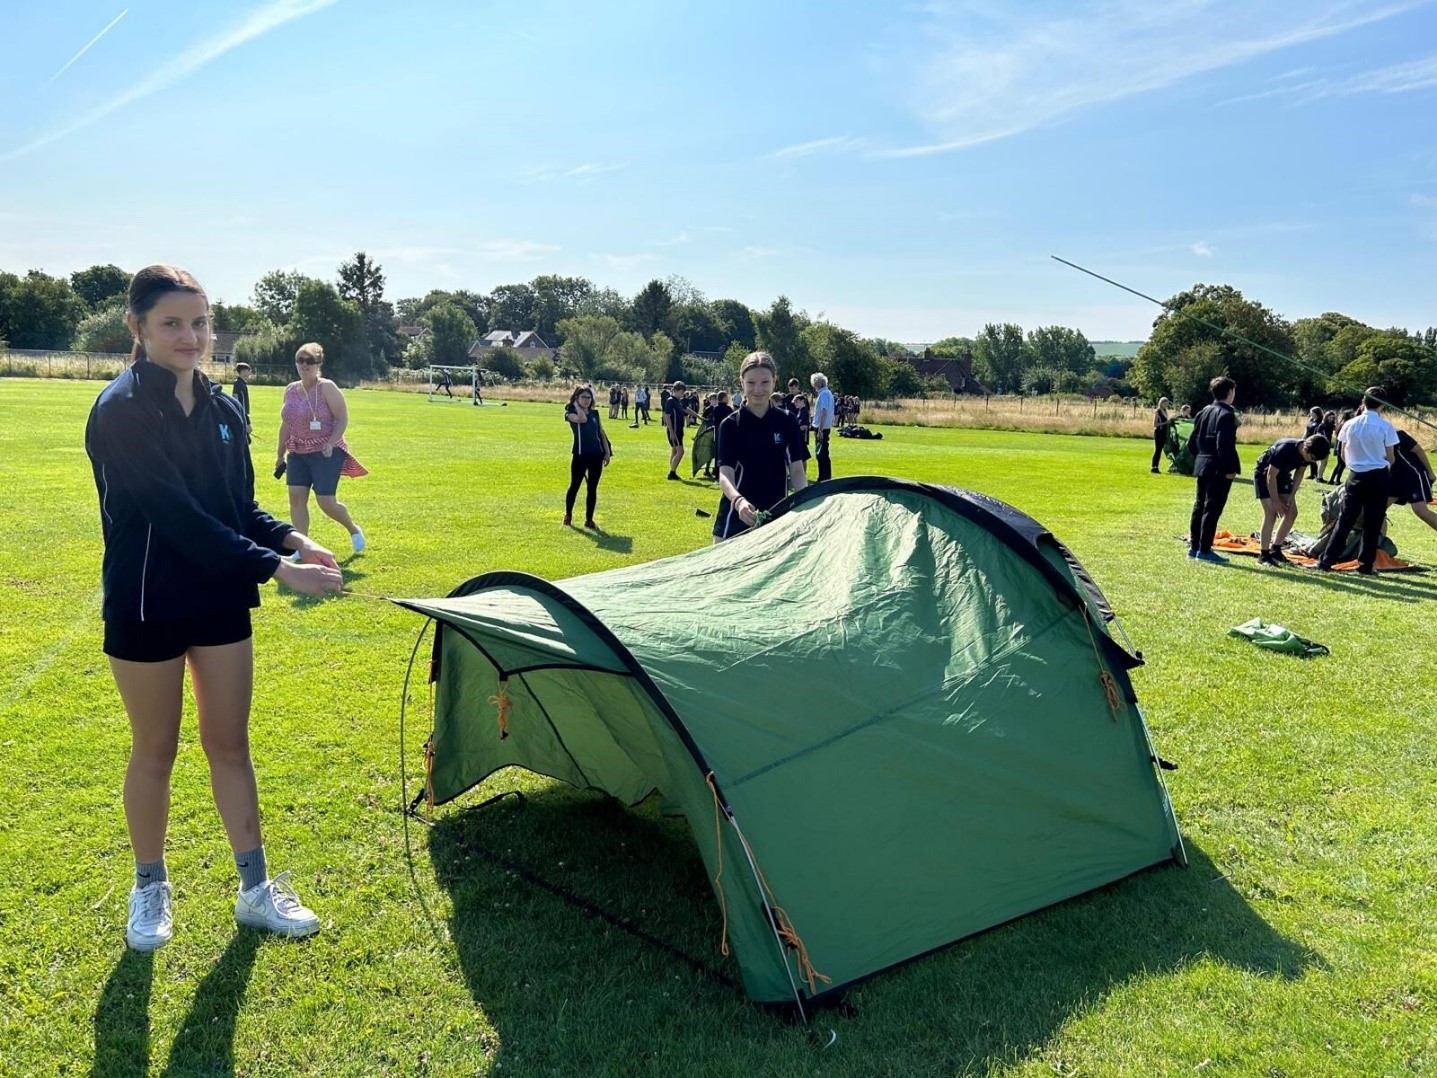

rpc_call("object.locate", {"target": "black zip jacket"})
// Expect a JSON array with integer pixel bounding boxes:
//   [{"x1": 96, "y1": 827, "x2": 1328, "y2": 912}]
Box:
[
  {"x1": 85, "y1": 357, "x2": 293, "y2": 622},
  {"x1": 1188, "y1": 401, "x2": 1241, "y2": 479}
]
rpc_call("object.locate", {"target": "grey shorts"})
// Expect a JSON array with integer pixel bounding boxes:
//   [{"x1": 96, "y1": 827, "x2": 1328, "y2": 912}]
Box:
[{"x1": 287, "y1": 449, "x2": 347, "y2": 496}]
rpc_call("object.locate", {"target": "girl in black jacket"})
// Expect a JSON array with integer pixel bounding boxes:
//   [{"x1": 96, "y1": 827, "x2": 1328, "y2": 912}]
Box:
[{"x1": 86, "y1": 265, "x2": 342, "y2": 952}]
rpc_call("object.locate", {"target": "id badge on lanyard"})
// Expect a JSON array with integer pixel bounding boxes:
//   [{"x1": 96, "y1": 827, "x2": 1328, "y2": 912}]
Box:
[{"x1": 310, "y1": 420, "x2": 322, "y2": 430}]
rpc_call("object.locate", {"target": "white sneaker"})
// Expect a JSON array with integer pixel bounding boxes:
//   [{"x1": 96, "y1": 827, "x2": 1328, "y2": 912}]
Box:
[
  {"x1": 127, "y1": 881, "x2": 173, "y2": 951},
  {"x1": 350, "y1": 530, "x2": 366, "y2": 553},
  {"x1": 235, "y1": 871, "x2": 320, "y2": 938}
]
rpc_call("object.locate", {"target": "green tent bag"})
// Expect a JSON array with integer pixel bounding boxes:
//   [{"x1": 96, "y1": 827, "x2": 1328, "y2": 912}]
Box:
[
  {"x1": 1229, "y1": 617, "x2": 1330, "y2": 658},
  {"x1": 394, "y1": 477, "x2": 1184, "y2": 1007}
]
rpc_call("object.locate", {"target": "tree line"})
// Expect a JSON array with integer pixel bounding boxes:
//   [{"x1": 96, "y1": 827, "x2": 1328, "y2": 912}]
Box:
[{"x1": 2, "y1": 257, "x2": 1430, "y2": 406}]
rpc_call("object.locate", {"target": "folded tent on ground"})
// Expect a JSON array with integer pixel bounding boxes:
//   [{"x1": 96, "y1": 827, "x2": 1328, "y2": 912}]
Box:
[{"x1": 393, "y1": 476, "x2": 1184, "y2": 1009}]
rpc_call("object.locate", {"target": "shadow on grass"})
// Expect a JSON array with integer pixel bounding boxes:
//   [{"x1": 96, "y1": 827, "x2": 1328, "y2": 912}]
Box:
[
  {"x1": 428, "y1": 785, "x2": 1323, "y2": 1074},
  {"x1": 280, "y1": 563, "x2": 370, "y2": 609},
  {"x1": 1222, "y1": 559, "x2": 1437, "y2": 603},
  {"x1": 573, "y1": 526, "x2": 634, "y2": 554},
  {"x1": 159, "y1": 929, "x2": 260, "y2": 1077},
  {"x1": 91, "y1": 949, "x2": 153, "y2": 1078}
]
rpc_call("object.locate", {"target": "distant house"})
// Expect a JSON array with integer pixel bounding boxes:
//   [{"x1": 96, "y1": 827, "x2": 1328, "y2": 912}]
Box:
[
  {"x1": 211, "y1": 331, "x2": 248, "y2": 363},
  {"x1": 398, "y1": 325, "x2": 428, "y2": 341},
  {"x1": 469, "y1": 329, "x2": 555, "y2": 361},
  {"x1": 896, "y1": 350, "x2": 988, "y2": 394}
]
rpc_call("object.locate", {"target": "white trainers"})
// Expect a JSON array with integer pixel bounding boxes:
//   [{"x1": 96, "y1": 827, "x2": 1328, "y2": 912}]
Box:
[
  {"x1": 127, "y1": 881, "x2": 173, "y2": 951},
  {"x1": 350, "y1": 530, "x2": 366, "y2": 553},
  {"x1": 234, "y1": 871, "x2": 320, "y2": 938}
]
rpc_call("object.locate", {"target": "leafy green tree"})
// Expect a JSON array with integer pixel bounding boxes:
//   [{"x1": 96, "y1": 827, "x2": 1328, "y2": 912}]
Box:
[
  {"x1": 1026, "y1": 326, "x2": 1095, "y2": 374},
  {"x1": 801, "y1": 323, "x2": 884, "y2": 399},
  {"x1": 336, "y1": 252, "x2": 385, "y2": 313},
  {"x1": 425, "y1": 303, "x2": 478, "y2": 368},
  {"x1": 1130, "y1": 284, "x2": 1299, "y2": 408},
  {"x1": 484, "y1": 346, "x2": 526, "y2": 381},
  {"x1": 488, "y1": 283, "x2": 537, "y2": 333},
  {"x1": 711, "y1": 299, "x2": 757, "y2": 351},
  {"x1": 1338, "y1": 333, "x2": 1436, "y2": 406},
  {"x1": 251, "y1": 270, "x2": 310, "y2": 325},
  {"x1": 529, "y1": 355, "x2": 556, "y2": 381},
  {"x1": 754, "y1": 296, "x2": 808, "y2": 382},
  {"x1": 0, "y1": 270, "x2": 85, "y2": 349},
  {"x1": 555, "y1": 314, "x2": 622, "y2": 379},
  {"x1": 883, "y1": 356, "x2": 925, "y2": 397},
  {"x1": 210, "y1": 302, "x2": 268, "y2": 332},
  {"x1": 648, "y1": 331, "x2": 677, "y2": 384},
  {"x1": 290, "y1": 280, "x2": 367, "y2": 381},
  {"x1": 74, "y1": 301, "x2": 131, "y2": 353},
  {"x1": 601, "y1": 331, "x2": 654, "y2": 383},
  {"x1": 629, "y1": 279, "x2": 673, "y2": 338},
  {"x1": 70, "y1": 264, "x2": 130, "y2": 311},
  {"x1": 576, "y1": 287, "x2": 630, "y2": 324},
  {"x1": 929, "y1": 336, "x2": 974, "y2": 358},
  {"x1": 529, "y1": 275, "x2": 593, "y2": 345},
  {"x1": 972, "y1": 323, "x2": 1028, "y2": 393},
  {"x1": 664, "y1": 302, "x2": 725, "y2": 354},
  {"x1": 233, "y1": 323, "x2": 296, "y2": 372}
]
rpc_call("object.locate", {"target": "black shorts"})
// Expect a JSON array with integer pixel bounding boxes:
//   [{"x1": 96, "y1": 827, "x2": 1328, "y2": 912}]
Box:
[
  {"x1": 1390, "y1": 462, "x2": 1432, "y2": 505},
  {"x1": 286, "y1": 449, "x2": 347, "y2": 496},
  {"x1": 1253, "y1": 472, "x2": 1295, "y2": 500},
  {"x1": 667, "y1": 430, "x2": 684, "y2": 448},
  {"x1": 103, "y1": 610, "x2": 253, "y2": 663}
]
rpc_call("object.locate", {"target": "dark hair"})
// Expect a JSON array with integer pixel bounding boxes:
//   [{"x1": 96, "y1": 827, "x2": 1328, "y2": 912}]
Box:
[
  {"x1": 127, "y1": 264, "x2": 208, "y2": 363},
  {"x1": 568, "y1": 384, "x2": 595, "y2": 408},
  {"x1": 1363, "y1": 386, "x2": 1385, "y2": 409},
  {"x1": 1210, "y1": 376, "x2": 1235, "y2": 400},
  {"x1": 1302, "y1": 434, "x2": 1331, "y2": 459}
]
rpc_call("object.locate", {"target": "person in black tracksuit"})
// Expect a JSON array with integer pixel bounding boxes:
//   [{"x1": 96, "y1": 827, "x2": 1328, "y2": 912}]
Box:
[
  {"x1": 714, "y1": 352, "x2": 809, "y2": 541},
  {"x1": 562, "y1": 385, "x2": 612, "y2": 529},
  {"x1": 1187, "y1": 377, "x2": 1241, "y2": 563},
  {"x1": 232, "y1": 362, "x2": 253, "y2": 439},
  {"x1": 1151, "y1": 397, "x2": 1171, "y2": 472},
  {"x1": 86, "y1": 265, "x2": 341, "y2": 953}
]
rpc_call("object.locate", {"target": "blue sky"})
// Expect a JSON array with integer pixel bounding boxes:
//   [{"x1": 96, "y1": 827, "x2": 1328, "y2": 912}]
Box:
[{"x1": 2, "y1": 0, "x2": 1434, "y2": 341}]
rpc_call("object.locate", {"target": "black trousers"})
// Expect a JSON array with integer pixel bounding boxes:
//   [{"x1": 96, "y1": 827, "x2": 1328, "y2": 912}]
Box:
[
  {"x1": 1189, "y1": 473, "x2": 1233, "y2": 552},
  {"x1": 815, "y1": 430, "x2": 832, "y2": 482},
  {"x1": 1320, "y1": 468, "x2": 1390, "y2": 569},
  {"x1": 565, "y1": 453, "x2": 603, "y2": 520},
  {"x1": 1151, "y1": 429, "x2": 1165, "y2": 470}
]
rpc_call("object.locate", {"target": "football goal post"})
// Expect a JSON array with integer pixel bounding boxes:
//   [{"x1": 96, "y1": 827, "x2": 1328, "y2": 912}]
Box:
[{"x1": 427, "y1": 365, "x2": 480, "y2": 404}]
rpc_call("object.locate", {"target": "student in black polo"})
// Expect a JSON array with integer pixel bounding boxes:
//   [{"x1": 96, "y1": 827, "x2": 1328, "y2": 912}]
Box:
[
  {"x1": 1253, "y1": 434, "x2": 1329, "y2": 566},
  {"x1": 86, "y1": 265, "x2": 341, "y2": 954},
  {"x1": 1187, "y1": 376, "x2": 1241, "y2": 563},
  {"x1": 663, "y1": 380, "x2": 689, "y2": 480},
  {"x1": 714, "y1": 351, "x2": 809, "y2": 541}
]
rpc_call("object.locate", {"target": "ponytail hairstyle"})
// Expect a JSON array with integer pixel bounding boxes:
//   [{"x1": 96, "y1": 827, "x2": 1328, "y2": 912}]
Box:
[{"x1": 127, "y1": 264, "x2": 208, "y2": 363}]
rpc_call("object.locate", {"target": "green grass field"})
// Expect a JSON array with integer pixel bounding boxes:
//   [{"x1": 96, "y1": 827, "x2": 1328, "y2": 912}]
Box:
[{"x1": 1, "y1": 379, "x2": 1433, "y2": 1077}]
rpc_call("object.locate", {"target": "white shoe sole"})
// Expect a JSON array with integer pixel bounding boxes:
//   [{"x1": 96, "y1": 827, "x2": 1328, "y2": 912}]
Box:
[
  {"x1": 126, "y1": 929, "x2": 171, "y2": 951},
  {"x1": 235, "y1": 908, "x2": 320, "y2": 938}
]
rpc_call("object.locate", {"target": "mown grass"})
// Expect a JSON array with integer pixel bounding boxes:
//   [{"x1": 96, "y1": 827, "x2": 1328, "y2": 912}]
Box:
[{"x1": 0, "y1": 378, "x2": 1433, "y2": 1077}]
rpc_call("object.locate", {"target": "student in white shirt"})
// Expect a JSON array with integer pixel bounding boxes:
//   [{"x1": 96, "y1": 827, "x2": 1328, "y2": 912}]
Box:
[{"x1": 1316, "y1": 388, "x2": 1399, "y2": 574}]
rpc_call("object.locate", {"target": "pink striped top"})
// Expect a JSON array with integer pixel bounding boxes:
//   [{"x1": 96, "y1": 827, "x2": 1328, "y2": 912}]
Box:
[{"x1": 281, "y1": 380, "x2": 348, "y2": 455}]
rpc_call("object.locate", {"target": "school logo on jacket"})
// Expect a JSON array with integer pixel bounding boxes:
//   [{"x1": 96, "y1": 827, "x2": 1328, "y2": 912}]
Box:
[
  {"x1": 773, "y1": 433, "x2": 783, "y2": 445},
  {"x1": 219, "y1": 424, "x2": 232, "y2": 444}
]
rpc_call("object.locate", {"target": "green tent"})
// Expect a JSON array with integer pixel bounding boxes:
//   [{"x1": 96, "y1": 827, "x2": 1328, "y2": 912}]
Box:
[
  {"x1": 1165, "y1": 417, "x2": 1196, "y2": 474},
  {"x1": 394, "y1": 477, "x2": 1183, "y2": 1009}
]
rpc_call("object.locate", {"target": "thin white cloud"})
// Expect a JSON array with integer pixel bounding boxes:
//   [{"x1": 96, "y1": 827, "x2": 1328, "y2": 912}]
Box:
[
  {"x1": 769, "y1": 135, "x2": 865, "y2": 159},
  {"x1": 593, "y1": 252, "x2": 659, "y2": 269},
  {"x1": 477, "y1": 239, "x2": 559, "y2": 262},
  {"x1": 521, "y1": 162, "x2": 628, "y2": 182},
  {"x1": 47, "y1": 7, "x2": 128, "y2": 86},
  {"x1": 1219, "y1": 51, "x2": 1437, "y2": 105},
  {"x1": 1191, "y1": 241, "x2": 1215, "y2": 257},
  {"x1": 655, "y1": 232, "x2": 689, "y2": 247},
  {"x1": 4, "y1": 0, "x2": 337, "y2": 162},
  {"x1": 687, "y1": 224, "x2": 735, "y2": 233},
  {"x1": 877, "y1": 1, "x2": 1428, "y2": 158}
]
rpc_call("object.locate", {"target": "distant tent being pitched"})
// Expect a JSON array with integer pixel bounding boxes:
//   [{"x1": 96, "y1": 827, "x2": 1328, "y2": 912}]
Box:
[{"x1": 394, "y1": 477, "x2": 1183, "y2": 1008}]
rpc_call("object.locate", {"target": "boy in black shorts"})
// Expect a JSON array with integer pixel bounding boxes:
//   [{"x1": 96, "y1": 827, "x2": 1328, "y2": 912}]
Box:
[
  {"x1": 1389, "y1": 429, "x2": 1437, "y2": 532},
  {"x1": 664, "y1": 380, "x2": 688, "y2": 480},
  {"x1": 1254, "y1": 433, "x2": 1329, "y2": 565}
]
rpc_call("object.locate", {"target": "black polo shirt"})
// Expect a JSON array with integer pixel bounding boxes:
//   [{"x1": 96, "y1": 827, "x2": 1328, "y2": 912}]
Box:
[
  {"x1": 1255, "y1": 438, "x2": 1305, "y2": 477},
  {"x1": 715, "y1": 405, "x2": 810, "y2": 514}
]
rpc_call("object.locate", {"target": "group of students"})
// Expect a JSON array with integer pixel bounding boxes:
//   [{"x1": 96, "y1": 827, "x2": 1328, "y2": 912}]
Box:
[
  {"x1": 1185, "y1": 376, "x2": 1437, "y2": 573},
  {"x1": 558, "y1": 361, "x2": 838, "y2": 540}
]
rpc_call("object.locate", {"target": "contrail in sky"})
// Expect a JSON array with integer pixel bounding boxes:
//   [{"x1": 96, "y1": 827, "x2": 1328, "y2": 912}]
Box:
[
  {"x1": 6, "y1": 0, "x2": 337, "y2": 162},
  {"x1": 47, "y1": 8, "x2": 129, "y2": 85}
]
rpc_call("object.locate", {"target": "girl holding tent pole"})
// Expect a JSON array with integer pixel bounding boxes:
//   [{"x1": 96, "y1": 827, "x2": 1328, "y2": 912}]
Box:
[
  {"x1": 713, "y1": 352, "x2": 810, "y2": 542},
  {"x1": 86, "y1": 265, "x2": 340, "y2": 952}
]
